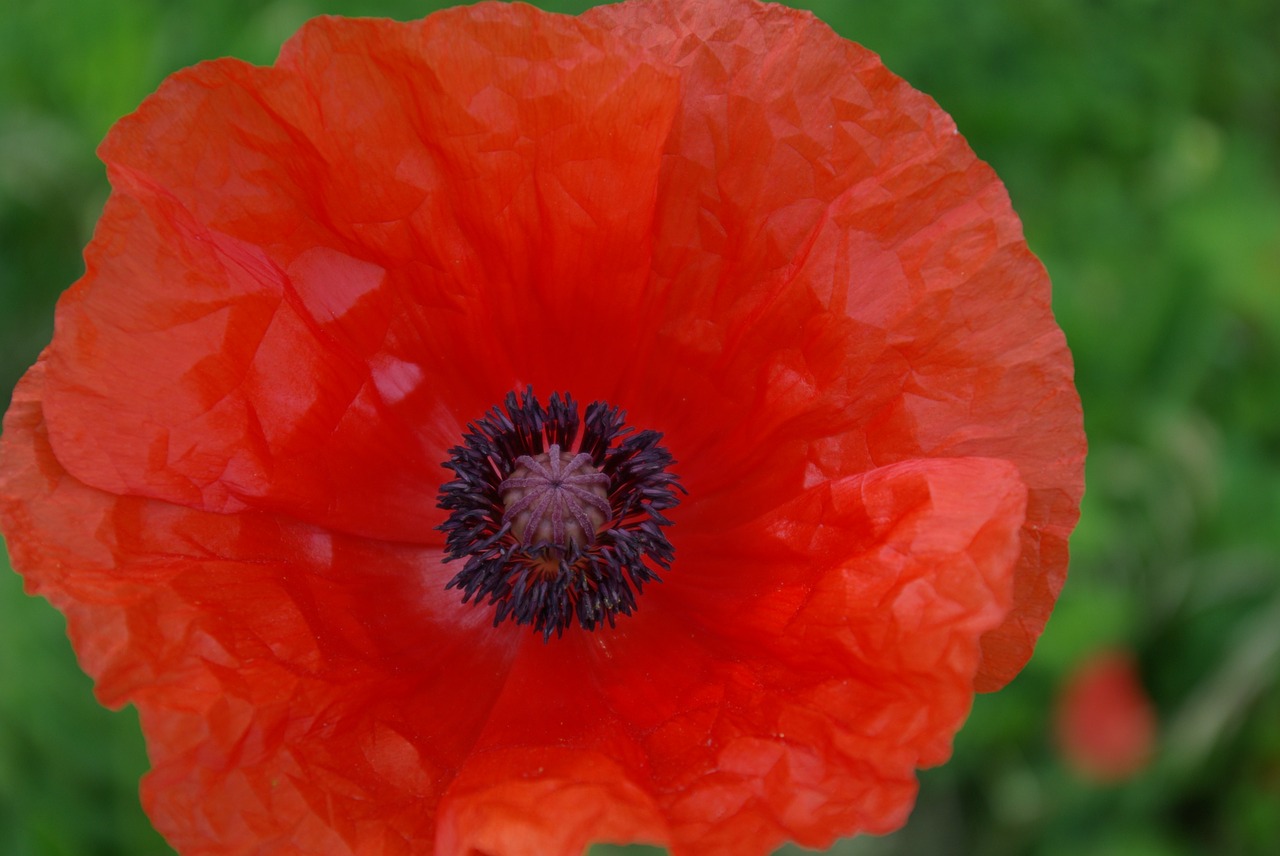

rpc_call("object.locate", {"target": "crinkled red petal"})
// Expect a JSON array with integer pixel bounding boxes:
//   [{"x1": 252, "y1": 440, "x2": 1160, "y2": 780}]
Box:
[
  {"x1": 43, "y1": 4, "x2": 680, "y2": 543},
  {"x1": 3, "y1": 364, "x2": 525, "y2": 854},
  {"x1": 584, "y1": 0, "x2": 1084, "y2": 689}
]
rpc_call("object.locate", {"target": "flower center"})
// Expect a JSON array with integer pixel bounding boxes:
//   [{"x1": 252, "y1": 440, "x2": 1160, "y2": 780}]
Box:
[
  {"x1": 500, "y1": 446, "x2": 610, "y2": 547},
  {"x1": 438, "y1": 388, "x2": 682, "y2": 639}
]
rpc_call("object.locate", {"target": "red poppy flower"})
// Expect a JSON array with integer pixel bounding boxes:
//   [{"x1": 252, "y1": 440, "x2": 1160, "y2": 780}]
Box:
[
  {"x1": 1056, "y1": 651, "x2": 1156, "y2": 783},
  {"x1": 0, "y1": 0, "x2": 1084, "y2": 853}
]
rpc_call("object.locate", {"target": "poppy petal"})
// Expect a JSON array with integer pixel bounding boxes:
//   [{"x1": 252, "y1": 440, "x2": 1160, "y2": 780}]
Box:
[
  {"x1": 432, "y1": 457, "x2": 1027, "y2": 854},
  {"x1": 42, "y1": 6, "x2": 681, "y2": 544},
  {"x1": 2, "y1": 364, "x2": 518, "y2": 854},
  {"x1": 589, "y1": 0, "x2": 1084, "y2": 688},
  {"x1": 435, "y1": 748, "x2": 668, "y2": 856}
]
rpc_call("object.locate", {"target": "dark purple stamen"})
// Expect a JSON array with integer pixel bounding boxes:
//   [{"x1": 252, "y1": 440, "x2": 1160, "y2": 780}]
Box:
[{"x1": 437, "y1": 388, "x2": 682, "y2": 639}]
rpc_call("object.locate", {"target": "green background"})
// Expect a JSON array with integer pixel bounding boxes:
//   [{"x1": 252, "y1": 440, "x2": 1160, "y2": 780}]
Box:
[{"x1": 2, "y1": 1, "x2": 1278, "y2": 854}]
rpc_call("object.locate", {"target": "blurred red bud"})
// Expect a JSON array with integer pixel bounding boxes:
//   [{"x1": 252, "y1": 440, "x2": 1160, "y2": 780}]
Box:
[{"x1": 1056, "y1": 650, "x2": 1157, "y2": 782}]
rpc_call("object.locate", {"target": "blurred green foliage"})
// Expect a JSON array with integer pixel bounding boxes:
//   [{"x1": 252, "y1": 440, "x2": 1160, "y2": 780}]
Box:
[{"x1": 2, "y1": 1, "x2": 1278, "y2": 854}]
